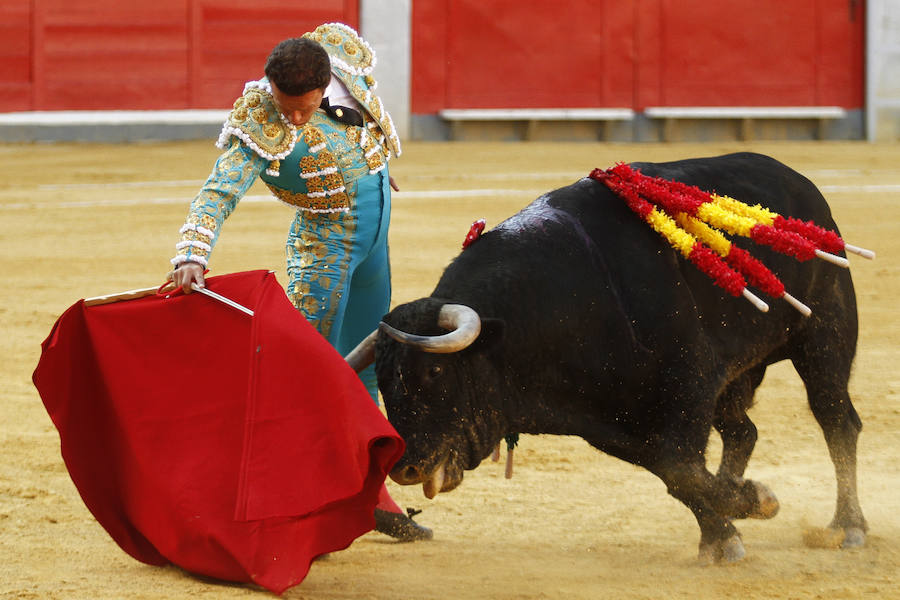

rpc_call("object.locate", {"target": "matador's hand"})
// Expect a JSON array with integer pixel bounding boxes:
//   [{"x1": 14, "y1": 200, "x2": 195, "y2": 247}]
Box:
[
  {"x1": 170, "y1": 262, "x2": 206, "y2": 293},
  {"x1": 389, "y1": 176, "x2": 399, "y2": 192}
]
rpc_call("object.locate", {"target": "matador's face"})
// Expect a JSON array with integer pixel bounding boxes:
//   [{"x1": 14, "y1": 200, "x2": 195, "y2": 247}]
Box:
[{"x1": 270, "y1": 81, "x2": 324, "y2": 127}]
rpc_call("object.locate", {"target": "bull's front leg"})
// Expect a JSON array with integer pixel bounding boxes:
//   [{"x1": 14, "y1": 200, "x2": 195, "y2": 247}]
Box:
[
  {"x1": 713, "y1": 369, "x2": 763, "y2": 479},
  {"x1": 581, "y1": 426, "x2": 741, "y2": 561},
  {"x1": 649, "y1": 458, "x2": 747, "y2": 563},
  {"x1": 713, "y1": 369, "x2": 780, "y2": 521}
]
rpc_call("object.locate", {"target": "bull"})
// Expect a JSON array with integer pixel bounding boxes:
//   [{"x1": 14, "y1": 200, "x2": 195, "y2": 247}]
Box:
[{"x1": 347, "y1": 152, "x2": 868, "y2": 562}]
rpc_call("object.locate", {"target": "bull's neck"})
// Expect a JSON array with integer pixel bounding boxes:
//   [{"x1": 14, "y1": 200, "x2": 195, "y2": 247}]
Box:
[{"x1": 499, "y1": 382, "x2": 582, "y2": 438}]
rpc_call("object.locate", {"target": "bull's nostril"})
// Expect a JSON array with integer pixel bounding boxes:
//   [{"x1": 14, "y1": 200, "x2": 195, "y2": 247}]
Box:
[{"x1": 399, "y1": 465, "x2": 422, "y2": 483}]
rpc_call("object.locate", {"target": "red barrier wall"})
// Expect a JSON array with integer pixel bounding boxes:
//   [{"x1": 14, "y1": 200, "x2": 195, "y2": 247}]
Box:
[
  {"x1": 0, "y1": 1, "x2": 32, "y2": 112},
  {"x1": 412, "y1": 0, "x2": 864, "y2": 113},
  {"x1": 632, "y1": 0, "x2": 864, "y2": 109},
  {"x1": 412, "y1": 0, "x2": 636, "y2": 113},
  {"x1": 0, "y1": 0, "x2": 864, "y2": 113},
  {"x1": 0, "y1": 0, "x2": 358, "y2": 111}
]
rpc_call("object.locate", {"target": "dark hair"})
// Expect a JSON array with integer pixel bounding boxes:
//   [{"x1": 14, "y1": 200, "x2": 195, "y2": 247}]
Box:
[{"x1": 264, "y1": 38, "x2": 331, "y2": 96}]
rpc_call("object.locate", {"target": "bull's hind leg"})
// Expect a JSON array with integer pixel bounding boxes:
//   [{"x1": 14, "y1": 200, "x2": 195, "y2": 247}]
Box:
[
  {"x1": 713, "y1": 366, "x2": 780, "y2": 520},
  {"x1": 791, "y1": 317, "x2": 867, "y2": 547}
]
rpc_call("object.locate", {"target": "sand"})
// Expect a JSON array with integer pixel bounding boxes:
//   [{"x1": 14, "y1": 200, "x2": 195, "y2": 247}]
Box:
[{"x1": 1, "y1": 140, "x2": 897, "y2": 599}]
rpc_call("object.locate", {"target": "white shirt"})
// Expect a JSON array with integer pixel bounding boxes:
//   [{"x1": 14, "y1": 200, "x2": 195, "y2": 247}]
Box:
[{"x1": 325, "y1": 75, "x2": 362, "y2": 112}]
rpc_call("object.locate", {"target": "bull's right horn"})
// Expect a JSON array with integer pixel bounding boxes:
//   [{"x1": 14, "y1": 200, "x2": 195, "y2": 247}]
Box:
[{"x1": 379, "y1": 304, "x2": 482, "y2": 353}]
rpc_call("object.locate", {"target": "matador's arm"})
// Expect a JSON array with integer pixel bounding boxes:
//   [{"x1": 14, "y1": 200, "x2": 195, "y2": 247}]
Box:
[{"x1": 170, "y1": 139, "x2": 267, "y2": 270}]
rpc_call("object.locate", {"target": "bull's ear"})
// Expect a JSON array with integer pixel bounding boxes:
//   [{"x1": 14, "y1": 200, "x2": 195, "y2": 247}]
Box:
[{"x1": 472, "y1": 317, "x2": 504, "y2": 351}]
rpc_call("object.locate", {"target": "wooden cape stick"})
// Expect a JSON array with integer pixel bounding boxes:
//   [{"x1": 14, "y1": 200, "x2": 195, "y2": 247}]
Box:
[
  {"x1": 84, "y1": 286, "x2": 166, "y2": 307},
  {"x1": 83, "y1": 282, "x2": 254, "y2": 317}
]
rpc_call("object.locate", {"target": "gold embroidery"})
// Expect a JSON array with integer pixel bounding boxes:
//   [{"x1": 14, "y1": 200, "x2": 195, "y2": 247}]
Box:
[
  {"x1": 368, "y1": 96, "x2": 383, "y2": 120},
  {"x1": 183, "y1": 230, "x2": 210, "y2": 244},
  {"x1": 302, "y1": 295, "x2": 320, "y2": 314},
  {"x1": 323, "y1": 172, "x2": 342, "y2": 189},
  {"x1": 299, "y1": 155, "x2": 317, "y2": 171},
  {"x1": 219, "y1": 148, "x2": 245, "y2": 172},
  {"x1": 312, "y1": 243, "x2": 329, "y2": 260},
  {"x1": 366, "y1": 153, "x2": 385, "y2": 173},
  {"x1": 266, "y1": 184, "x2": 350, "y2": 212},
  {"x1": 296, "y1": 282, "x2": 311, "y2": 297},
  {"x1": 325, "y1": 209, "x2": 356, "y2": 338},
  {"x1": 357, "y1": 115, "x2": 388, "y2": 172},
  {"x1": 306, "y1": 24, "x2": 375, "y2": 72},
  {"x1": 263, "y1": 123, "x2": 280, "y2": 138},
  {"x1": 199, "y1": 214, "x2": 217, "y2": 232},
  {"x1": 351, "y1": 83, "x2": 366, "y2": 102},
  {"x1": 231, "y1": 107, "x2": 249, "y2": 122},
  {"x1": 251, "y1": 108, "x2": 268, "y2": 124},
  {"x1": 223, "y1": 86, "x2": 293, "y2": 157},
  {"x1": 303, "y1": 126, "x2": 327, "y2": 148},
  {"x1": 245, "y1": 92, "x2": 262, "y2": 108},
  {"x1": 317, "y1": 149, "x2": 337, "y2": 166},
  {"x1": 300, "y1": 24, "x2": 401, "y2": 158}
]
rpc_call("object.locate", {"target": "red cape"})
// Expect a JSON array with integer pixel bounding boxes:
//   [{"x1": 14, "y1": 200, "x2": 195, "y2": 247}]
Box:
[{"x1": 33, "y1": 270, "x2": 404, "y2": 594}]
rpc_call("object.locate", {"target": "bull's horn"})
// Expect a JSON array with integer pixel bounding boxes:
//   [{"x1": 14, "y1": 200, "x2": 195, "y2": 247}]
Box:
[
  {"x1": 379, "y1": 304, "x2": 482, "y2": 353},
  {"x1": 344, "y1": 329, "x2": 379, "y2": 372}
]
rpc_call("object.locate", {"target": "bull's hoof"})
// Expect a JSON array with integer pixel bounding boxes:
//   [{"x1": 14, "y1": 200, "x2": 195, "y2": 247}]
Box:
[
  {"x1": 698, "y1": 534, "x2": 746, "y2": 565},
  {"x1": 803, "y1": 526, "x2": 866, "y2": 549},
  {"x1": 747, "y1": 481, "x2": 780, "y2": 520},
  {"x1": 374, "y1": 508, "x2": 434, "y2": 542},
  {"x1": 842, "y1": 527, "x2": 866, "y2": 548}
]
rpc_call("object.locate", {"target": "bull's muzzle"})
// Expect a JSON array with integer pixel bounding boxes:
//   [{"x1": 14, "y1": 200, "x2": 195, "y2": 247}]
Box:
[
  {"x1": 391, "y1": 456, "x2": 449, "y2": 500},
  {"x1": 391, "y1": 463, "x2": 426, "y2": 485}
]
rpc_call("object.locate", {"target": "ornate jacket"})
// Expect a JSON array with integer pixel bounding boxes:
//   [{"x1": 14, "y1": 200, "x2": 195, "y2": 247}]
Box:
[{"x1": 172, "y1": 22, "x2": 400, "y2": 269}]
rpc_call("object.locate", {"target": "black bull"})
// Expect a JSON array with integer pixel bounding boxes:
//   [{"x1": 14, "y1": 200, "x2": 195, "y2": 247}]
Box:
[{"x1": 347, "y1": 152, "x2": 868, "y2": 562}]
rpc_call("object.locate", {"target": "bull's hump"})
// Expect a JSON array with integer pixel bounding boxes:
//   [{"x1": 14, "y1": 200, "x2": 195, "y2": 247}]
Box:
[{"x1": 494, "y1": 194, "x2": 574, "y2": 236}]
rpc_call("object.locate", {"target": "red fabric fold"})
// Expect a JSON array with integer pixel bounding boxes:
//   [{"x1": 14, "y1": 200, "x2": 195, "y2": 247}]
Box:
[{"x1": 33, "y1": 270, "x2": 404, "y2": 594}]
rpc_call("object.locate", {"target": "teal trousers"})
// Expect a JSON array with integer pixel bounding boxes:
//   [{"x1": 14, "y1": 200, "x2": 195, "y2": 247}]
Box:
[{"x1": 286, "y1": 168, "x2": 391, "y2": 402}]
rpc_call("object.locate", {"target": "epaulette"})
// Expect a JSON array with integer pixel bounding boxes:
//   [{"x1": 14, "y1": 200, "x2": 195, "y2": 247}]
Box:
[
  {"x1": 303, "y1": 22, "x2": 376, "y2": 77},
  {"x1": 304, "y1": 23, "x2": 401, "y2": 157},
  {"x1": 215, "y1": 80, "x2": 297, "y2": 160}
]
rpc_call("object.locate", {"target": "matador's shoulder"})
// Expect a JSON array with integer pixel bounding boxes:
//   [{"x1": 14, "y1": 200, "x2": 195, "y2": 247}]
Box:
[
  {"x1": 215, "y1": 80, "x2": 297, "y2": 160},
  {"x1": 303, "y1": 22, "x2": 376, "y2": 76},
  {"x1": 303, "y1": 23, "x2": 401, "y2": 158}
]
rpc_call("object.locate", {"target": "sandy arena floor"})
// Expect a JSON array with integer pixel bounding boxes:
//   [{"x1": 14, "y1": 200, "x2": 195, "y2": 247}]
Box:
[{"x1": 1, "y1": 140, "x2": 898, "y2": 599}]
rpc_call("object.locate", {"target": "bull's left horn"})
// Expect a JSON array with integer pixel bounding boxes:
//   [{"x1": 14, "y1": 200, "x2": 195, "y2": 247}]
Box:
[
  {"x1": 379, "y1": 304, "x2": 482, "y2": 353},
  {"x1": 344, "y1": 329, "x2": 379, "y2": 372}
]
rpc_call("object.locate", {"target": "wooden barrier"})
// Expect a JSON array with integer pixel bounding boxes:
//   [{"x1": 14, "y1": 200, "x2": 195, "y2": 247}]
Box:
[
  {"x1": 439, "y1": 108, "x2": 635, "y2": 141},
  {"x1": 644, "y1": 106, "x2": 847, "y2": 141}
]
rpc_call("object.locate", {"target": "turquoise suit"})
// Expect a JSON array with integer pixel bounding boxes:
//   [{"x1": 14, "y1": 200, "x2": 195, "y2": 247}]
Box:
[{"x1": 172, "y1": 23, "x2": 401, "y2": 400}]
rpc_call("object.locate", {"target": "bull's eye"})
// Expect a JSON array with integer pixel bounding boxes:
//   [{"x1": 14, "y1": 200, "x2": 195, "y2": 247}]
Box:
[{"x1": 428, "y1": 365, "x2": 442, "y2": 378}]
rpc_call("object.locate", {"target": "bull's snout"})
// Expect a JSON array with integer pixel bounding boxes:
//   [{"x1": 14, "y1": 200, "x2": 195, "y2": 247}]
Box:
[
  {"x1": 390, "y1": 464, "x2": 426, "y2": 485},
  {"x1": 392, "y1": 455, "x2": 449, "y2": 499}
]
